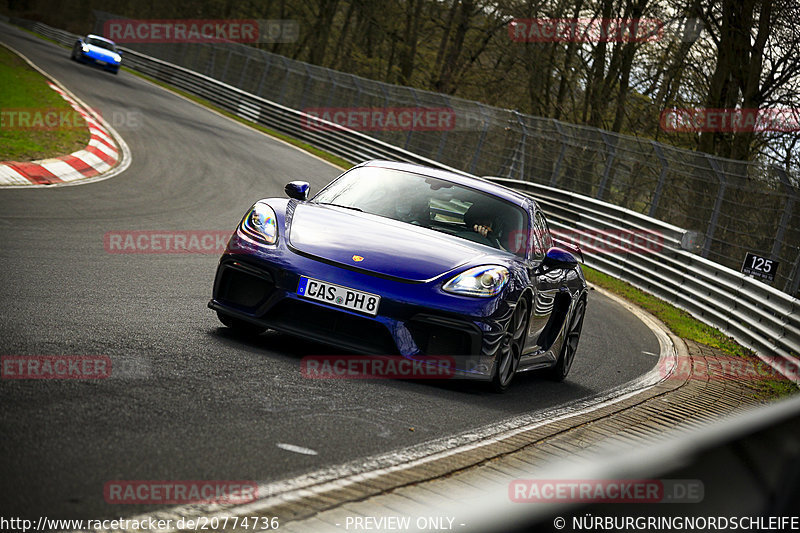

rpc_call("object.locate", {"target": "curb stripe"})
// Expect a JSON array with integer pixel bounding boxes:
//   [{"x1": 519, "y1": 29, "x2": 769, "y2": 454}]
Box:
[
  {"x1": 5, "y1": 162, "x2": 63, "y2": 184},
  {"x1": 61, "y1": 155, "x2": 99, "y2": 178},
  {"x1": 0, "y1": 74, "x2": 120, "y2": 186},
  {"x1": 88, "y1": 139, "x2": 118, "y2": 159},
  {"x1": 0, "y1": 165, "x2": 32, "y2": 185}
]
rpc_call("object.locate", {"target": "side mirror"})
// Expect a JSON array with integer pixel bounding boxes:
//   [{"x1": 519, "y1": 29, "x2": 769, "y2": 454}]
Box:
[
  {"x1": 540, "y1": 247, "x2": 578, "y2": 271},
  {"x1": 285, "y1": 181, "x2": 310, "y2": 201}
]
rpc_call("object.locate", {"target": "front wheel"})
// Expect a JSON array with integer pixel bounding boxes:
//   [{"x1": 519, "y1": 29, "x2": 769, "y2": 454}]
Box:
[
  {"x1": 490, "y1": 298, "x2": 529, "y2": 393},
  {"x1": 546, "y1": 297, "x2": 585, "y2": 381},
  {"x1": 217, "y1": 311, "x2": 266, "y2": 336}
]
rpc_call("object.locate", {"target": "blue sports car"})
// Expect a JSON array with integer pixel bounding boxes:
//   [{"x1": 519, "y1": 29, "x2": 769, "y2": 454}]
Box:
[
  {"x1": 71, "y1": 34, "x2": 122, "y2": 74},
  {"x1": 210, "y1": 161, "x2": 587, "y2": 391}
]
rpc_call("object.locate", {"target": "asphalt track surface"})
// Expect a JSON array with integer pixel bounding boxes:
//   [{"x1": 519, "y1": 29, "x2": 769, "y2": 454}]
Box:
[{"x1": 0, "y1": 25, "x2": 659, "y2": 520}]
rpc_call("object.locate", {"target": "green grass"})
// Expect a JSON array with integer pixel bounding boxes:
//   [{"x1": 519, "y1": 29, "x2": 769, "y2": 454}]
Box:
[
  {"x1": 584, "y1": 265, "x2": 798, "y2": 399},
  {"x1": 0, "y1": 44, "x2": 89, "y2": 161}
]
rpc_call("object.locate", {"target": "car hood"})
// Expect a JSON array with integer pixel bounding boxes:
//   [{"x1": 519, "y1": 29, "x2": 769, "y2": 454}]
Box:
[
  {"x1": 85, "y1": 45, "x2": 119, "y2": 62},
  {"x1": 287, "y1": 202, "x2": 492, "y2": 282}
]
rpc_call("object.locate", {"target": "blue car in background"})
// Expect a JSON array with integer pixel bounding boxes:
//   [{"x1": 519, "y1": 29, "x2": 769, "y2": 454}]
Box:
[
  {"x1": 209, "y1": 160, "x2": 588, "y2": 391},
  {"x1": 71, "y1": 34, "x2": 121, "y2": 74}
]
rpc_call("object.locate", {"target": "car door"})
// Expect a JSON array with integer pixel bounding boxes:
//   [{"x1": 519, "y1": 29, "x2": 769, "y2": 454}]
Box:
[{"x1": 521, "y1": 206, "x2": 560, "y2": 360}]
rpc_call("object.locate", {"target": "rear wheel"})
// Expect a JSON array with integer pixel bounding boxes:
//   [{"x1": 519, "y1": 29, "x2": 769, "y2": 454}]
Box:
[
  {"x1": 490, "y1": 298, "x2": 529, "y2": 393},
  {"x1": 217, "y1": 311, "x2": 266, "y2": 336},
  {"x1": 546, "y1": 297, "x2": 585, "y2": 381}
]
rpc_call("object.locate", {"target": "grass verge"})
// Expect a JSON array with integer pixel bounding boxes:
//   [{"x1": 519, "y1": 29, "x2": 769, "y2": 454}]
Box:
[
  {"x1": 584, "y1": 265, "x2": 798, "y2": 399},
  {"x1": 0, "y1": 43, "x2": 89, "y2": 161},
  {"x1": 120, "y1": 67, "x2": 351, "y2": 170}
]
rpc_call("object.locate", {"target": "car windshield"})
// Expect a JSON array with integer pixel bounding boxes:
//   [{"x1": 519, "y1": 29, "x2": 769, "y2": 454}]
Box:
[
  {"x1": 87, "y1": 37, "x2": 116, "y2": 51},
  {"x1": 313, "y1": 167, "x2": 528, "y2": 257}
]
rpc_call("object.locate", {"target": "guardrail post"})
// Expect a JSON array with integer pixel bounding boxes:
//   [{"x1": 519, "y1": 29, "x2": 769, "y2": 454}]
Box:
[
  {"x1": 596, "y1": 132, "x2": 617, "y2": 200},
  {"x1": 649, "y1": 142, "x2": 668, "y2": 217},
  {"x1": 549, "y1": 120, "x2": 567, "y2": 186},
  {"x1": 468, "y1": 104, "x2": 490, "y2": 175},
  {"x1": 702, "y1": 156, "x2": 727, "y2": 259}
]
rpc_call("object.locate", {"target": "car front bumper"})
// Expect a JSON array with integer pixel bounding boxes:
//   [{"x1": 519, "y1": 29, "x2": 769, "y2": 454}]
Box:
[{"x1": 208, "y1": 234, "x2": 517, "y2": 381}]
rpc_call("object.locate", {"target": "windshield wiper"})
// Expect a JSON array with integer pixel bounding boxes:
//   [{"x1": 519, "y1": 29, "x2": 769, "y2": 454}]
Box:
[{"x1": 315, "y1": 202, "x2": 363, "y2": 212}]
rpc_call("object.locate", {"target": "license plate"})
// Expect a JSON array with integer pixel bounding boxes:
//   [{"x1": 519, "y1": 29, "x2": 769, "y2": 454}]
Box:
[
  {"x1": 96, "y1": 60, "x2": 107, "y2": 65},
  {"x1": 297, "y1": 277, "x2": 380, "y2": 316}
]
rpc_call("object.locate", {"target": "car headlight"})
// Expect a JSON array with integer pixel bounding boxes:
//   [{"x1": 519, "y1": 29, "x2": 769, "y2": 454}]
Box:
[
  {"x1": 81, "y1": 44, "x2": 88, "y2": 52},
  {"x1": 443, "y1": 265, "x2": 509, "y2": 297},
  {"x1": 240, "y1": 202, "x2": 278, "y2": 245},
  {"x1": 112, "y1": 54, "x2": 121, "y2": 63}
]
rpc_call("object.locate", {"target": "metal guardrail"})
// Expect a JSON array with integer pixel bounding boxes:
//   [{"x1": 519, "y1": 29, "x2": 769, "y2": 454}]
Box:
[{"x1": 15, "y1": 19, "x2": 800, "y2": 383}]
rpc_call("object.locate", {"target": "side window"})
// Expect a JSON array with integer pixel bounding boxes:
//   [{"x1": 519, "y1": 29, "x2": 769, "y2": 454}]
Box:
[
  {"x1": 530, "y1": 211, "x2": 545, "y2": 259},
  {"x1": 533, "y1": 210, "x2": 553, "y2": 256}
]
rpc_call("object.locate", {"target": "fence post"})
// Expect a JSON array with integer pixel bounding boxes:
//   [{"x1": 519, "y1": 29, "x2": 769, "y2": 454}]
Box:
[
  {"x1": 205, "y1": 44, "x2": 215, "y2": 77},
  {"x1": 468, "y1": 104, "x2": 490, "y2": 175},
  {"x1": 596, "y1": 131, "x2": 617, "y2": 200},
  {"x1": 220, "y1": 48, "x2": 233, "y2": 82},
  {"x1": 255, "y1": 51, "x2": 272, "y2": 97},
  {"x1": 771, "y1": 167, "x2": 796, "y2": 263},
  {"x1": 549, "y1": 120, "x2": 567, "y2": 186},
  {"x1": 505, "y1": 111, "x2": 528, "y2": 181},
  {"x1": 405, "y1": 88, "x2": 421, "y2": 150},
  {"x1": 649, "y1": 142, "x2": 669, "y2": 217},
  {"x1": 787, "y1": 250, "x2": 800, "y2": 297},
  {"x1": 435, "y1": 95, "x2": 451, "y2": 162},
  {"x1": 703, "y1": 156, "x2": 727, "y2": 260},
  {"x1": 278, "y1": 56, "x2": 291, "y2": 105},
  {"x1": 237, "y1": 55, "x2": 251, "y2": 89}
]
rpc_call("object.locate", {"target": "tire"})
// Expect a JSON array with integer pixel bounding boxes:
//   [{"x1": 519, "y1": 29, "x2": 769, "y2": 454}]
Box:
[
  {"x1": 490, "y1": 297, "x2": 529, "y2": 393},
  {"x1": 217, "y1": 311, "x2": 266, "y2": 336},
  {"x1": 546, "y1": 297, "x2": 585, "y2": 382}
]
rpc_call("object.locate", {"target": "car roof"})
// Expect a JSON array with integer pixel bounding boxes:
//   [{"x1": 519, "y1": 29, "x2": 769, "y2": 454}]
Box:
[
  {"x1": 86, "y1": 34, "x2": 116, "y2": 45},
  {"x1": 358, "y1": 160, "x2": 532, "y2": 209}
]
